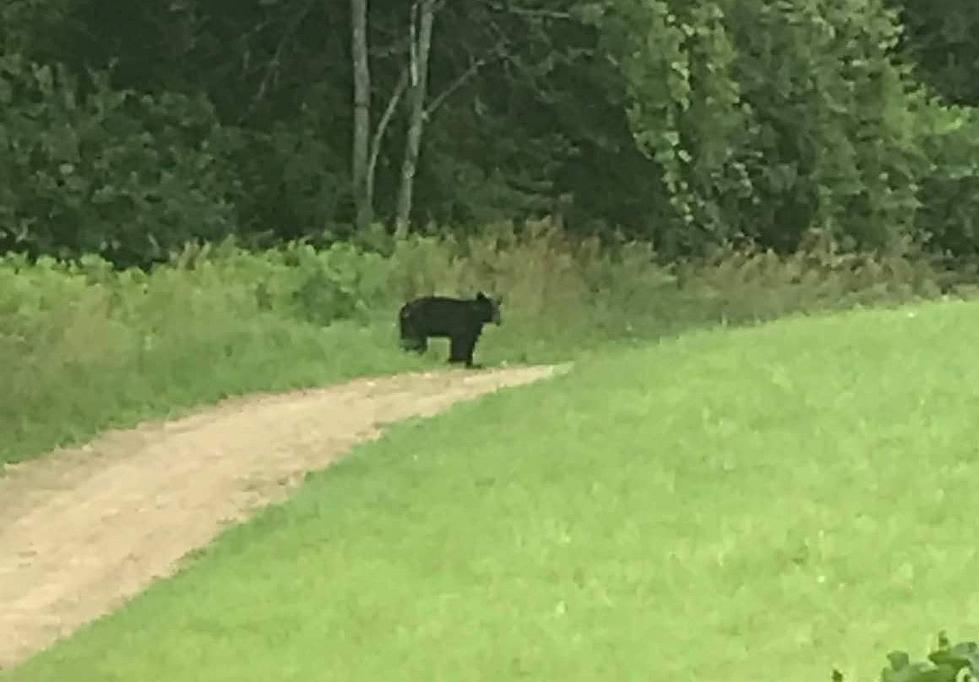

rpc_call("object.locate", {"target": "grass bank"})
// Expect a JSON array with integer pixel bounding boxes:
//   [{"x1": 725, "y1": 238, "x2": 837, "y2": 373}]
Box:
[
  {"x1": 0, "y1": 221, "x2": 961, "y2": 465},
  {"x1": 6, "y1": 299, "x2": 979, "y2": 680}
]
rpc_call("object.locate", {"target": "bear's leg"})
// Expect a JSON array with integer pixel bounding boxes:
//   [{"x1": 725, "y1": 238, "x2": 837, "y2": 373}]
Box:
[
  {"x1": 450, "y1": 333, "x2": 480, "y2": 368},
  {"x1": 448, "y1": 334, "x2": 467, "y2": 365}
]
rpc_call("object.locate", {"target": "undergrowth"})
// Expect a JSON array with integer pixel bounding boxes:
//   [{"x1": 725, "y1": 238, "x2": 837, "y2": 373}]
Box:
[{"x1": 0, "y1": 219, "x2": 970, "y2": 465}]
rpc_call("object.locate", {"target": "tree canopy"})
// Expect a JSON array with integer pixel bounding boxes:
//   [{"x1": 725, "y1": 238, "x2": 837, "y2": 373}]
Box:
[{"x1": 2, "y1": 0, "x2": 978, "y2": 266}]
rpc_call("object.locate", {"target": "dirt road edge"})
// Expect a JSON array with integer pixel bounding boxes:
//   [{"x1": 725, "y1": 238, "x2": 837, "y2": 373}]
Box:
[{"x1": 0, "y1": 363, "x2": 571, "y2": 671}]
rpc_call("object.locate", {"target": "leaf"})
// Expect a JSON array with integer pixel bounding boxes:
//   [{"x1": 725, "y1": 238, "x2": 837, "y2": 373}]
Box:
[{"x1": 888, "y1": 651, "x2": 913, "y2": 672}]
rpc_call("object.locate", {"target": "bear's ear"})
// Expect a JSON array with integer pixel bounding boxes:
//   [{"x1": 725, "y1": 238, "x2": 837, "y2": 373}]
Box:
[{"x1": 476, "y1": 291, "x2": 487, "y2": 301}]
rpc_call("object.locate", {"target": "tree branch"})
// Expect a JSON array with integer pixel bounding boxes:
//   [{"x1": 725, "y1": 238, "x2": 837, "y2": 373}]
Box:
[
  {"x1": 370, "y1": 35, "x2": 411, "y2": 59},
  {"x1": 366, "y1": 68, "x2": 410, "y2": 205},
  {"x1": 241, "y1": 0, "x2": 318, "y2": 121},
  {"x1": 479, "y1": 0, "x2": 574, "y2": 20},
  {"x1": 424, "y1": 43, "x2": 507, "y2": 118}
]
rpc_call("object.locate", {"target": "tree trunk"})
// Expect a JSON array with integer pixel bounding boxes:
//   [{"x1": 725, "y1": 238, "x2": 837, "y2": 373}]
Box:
[
  {"x1": 350, "y1": 0, "x2": 372, "y2": 230},
  {"x1": 394, "y1": 0, "x2": 435, "y2": 237}
]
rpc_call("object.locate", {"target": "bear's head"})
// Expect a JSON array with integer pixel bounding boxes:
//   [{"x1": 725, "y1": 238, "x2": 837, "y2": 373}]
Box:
[{"x1": 475, "y1": 291, "x2": 503, "y2": 325}]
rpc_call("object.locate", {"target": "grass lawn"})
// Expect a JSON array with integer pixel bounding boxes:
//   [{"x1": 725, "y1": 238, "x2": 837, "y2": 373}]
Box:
[{"x1": 7, "y1": 300, "x2": 979, "y2": 681}]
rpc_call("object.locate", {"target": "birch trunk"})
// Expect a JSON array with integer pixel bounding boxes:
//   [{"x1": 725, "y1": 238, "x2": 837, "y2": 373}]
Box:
[{"x1": 394, "y1": 0, "x2": 435, "y2": 236}]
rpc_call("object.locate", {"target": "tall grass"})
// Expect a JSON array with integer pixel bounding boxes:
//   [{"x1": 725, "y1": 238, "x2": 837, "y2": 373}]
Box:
[{"x1": 0, "y1": 220, "x2": 966, "y2": 466}]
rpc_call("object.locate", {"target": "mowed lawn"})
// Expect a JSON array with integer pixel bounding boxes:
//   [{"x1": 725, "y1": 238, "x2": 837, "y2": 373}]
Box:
[{"x1": 8, "y1": 300, "x2": 979, "y2": 681}]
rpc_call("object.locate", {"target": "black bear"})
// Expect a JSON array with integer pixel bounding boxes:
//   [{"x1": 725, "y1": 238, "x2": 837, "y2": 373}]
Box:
[{"x1": 398, "y1": 292, "x2": 503, "y2": 368}]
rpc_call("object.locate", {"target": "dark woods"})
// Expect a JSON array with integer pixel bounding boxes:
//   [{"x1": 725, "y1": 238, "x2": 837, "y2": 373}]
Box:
[{"x1": 2, "y1": 0, "x2": 979, "y2": 267}]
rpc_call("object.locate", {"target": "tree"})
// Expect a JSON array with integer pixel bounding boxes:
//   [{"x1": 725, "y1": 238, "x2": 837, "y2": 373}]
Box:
[{"x1": 590, "y1": 0, "x2": 929, "y2": 254}]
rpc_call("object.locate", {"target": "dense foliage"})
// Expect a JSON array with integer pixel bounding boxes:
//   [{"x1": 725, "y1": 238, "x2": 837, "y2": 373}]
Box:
[
  {"x1": 0, "y1": 54, "x2": 240, "y2": 266},
  {"x1": 887, "y1": 0, "x2": 979, "y2": 106},
  {"x1": 1, "y1": 0, "x2": 979, "y2": 265}
]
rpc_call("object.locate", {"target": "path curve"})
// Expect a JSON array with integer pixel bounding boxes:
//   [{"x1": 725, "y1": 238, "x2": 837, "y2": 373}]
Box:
[{"x1": 0, "y1": 364, "x2": 568, "y2": 670}]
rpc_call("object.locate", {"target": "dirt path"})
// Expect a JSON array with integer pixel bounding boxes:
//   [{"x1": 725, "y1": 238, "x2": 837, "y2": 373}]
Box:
[{"x1": 0, "y1": 364, "x2": 568, "y2": 671}]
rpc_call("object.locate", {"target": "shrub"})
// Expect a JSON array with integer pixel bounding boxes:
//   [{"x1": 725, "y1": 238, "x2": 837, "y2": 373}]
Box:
[{"x1": 834, "y1": 632, "x2": 979, "y2": 682}]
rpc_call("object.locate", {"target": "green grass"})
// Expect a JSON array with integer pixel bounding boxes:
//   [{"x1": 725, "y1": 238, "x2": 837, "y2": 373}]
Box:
[{"x1": 7, "y1": 299, "x2": 979, "y2": 681}]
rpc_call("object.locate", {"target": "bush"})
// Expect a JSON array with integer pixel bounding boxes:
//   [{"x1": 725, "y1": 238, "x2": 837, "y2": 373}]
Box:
[
  {"x1": 834, "y1": 632, "x2": 979, "y2": 682},
  {"x1": 0, "y1": 245, "x2": 419, "y2": 466}
]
